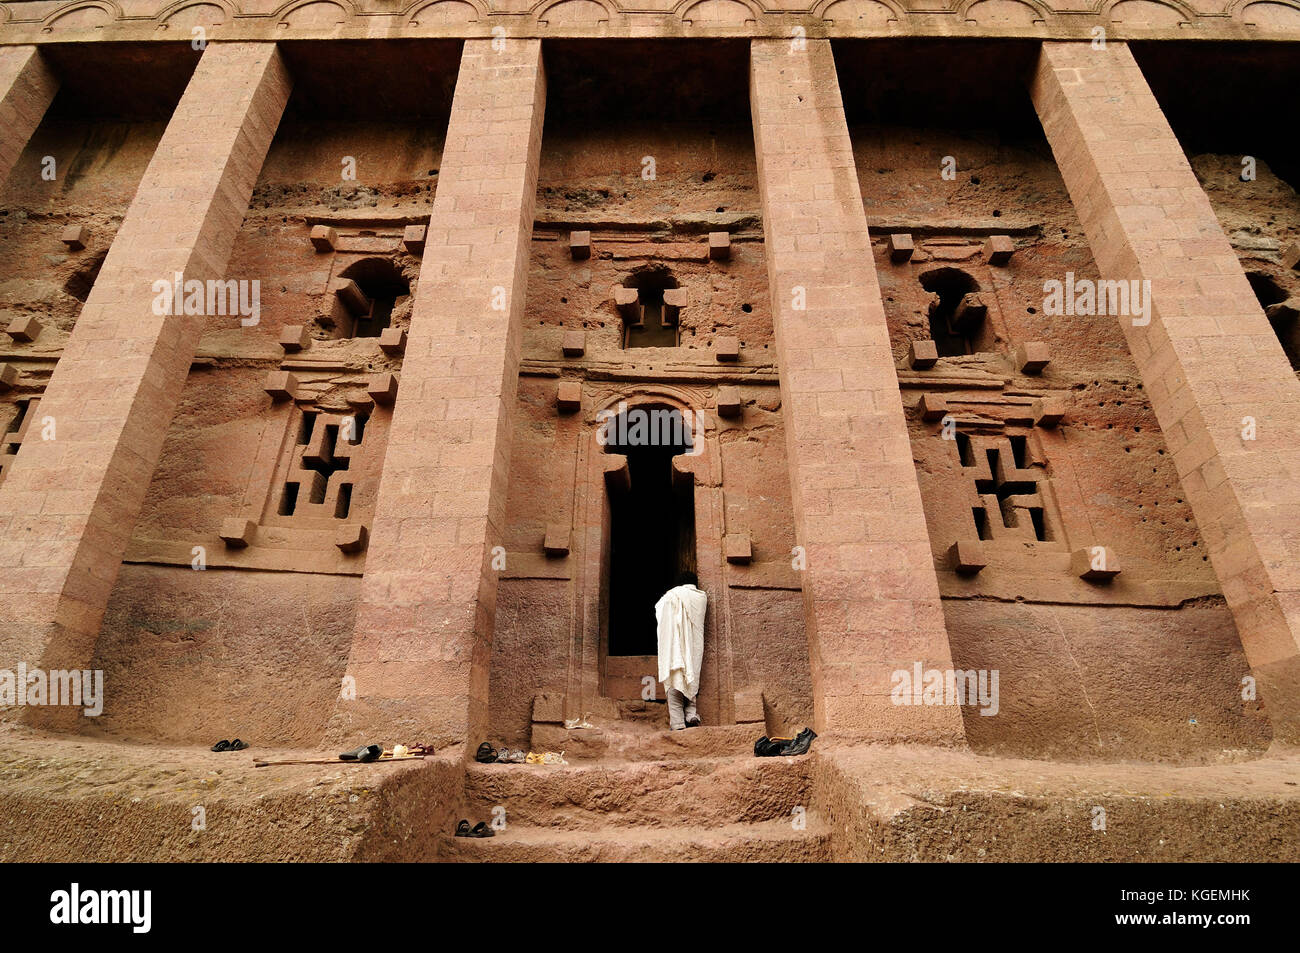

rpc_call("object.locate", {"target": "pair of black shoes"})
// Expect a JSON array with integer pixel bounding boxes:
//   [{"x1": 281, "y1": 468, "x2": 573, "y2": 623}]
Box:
[
  {"x1": 454, "y1": 819, "x2": 495, "y2": 838},
  {"x1": 339, "y1": 744, "x2": 383, "y2": 762},
  {"x1": 211, "y1": 739, "x2": 248, "y2": 752},
  {"x1": 753, "y1": 727, "x2": 817, "y2": 758}
]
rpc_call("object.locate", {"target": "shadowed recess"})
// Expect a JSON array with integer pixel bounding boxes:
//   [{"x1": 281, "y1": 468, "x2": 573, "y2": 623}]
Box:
[
  {"x1": 1131, "y1": 41, "x2": 1300, "y2": 192},
  {"x1": 40, "y1": 42, "x2": 201, "y2": 120}
]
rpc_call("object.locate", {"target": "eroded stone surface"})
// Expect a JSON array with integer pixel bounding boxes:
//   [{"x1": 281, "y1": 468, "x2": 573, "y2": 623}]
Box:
[{"x1": 0, "y1": 34, "x2": 1298, "y2": 862}]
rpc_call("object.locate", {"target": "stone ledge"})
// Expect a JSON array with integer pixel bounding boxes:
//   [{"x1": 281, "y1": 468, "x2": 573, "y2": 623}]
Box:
[
  {"x1": 0, "y1": 730, "x2": 463, "y2": 862},
  {"x1": 814, "y1": 744, "x2": 1300, "y2": 862},
  {"x1": 6, "y1": 731, "x2": 1296, "y2": 862}
]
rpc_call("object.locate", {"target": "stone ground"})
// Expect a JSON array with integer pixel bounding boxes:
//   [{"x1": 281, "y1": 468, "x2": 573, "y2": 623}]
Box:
[
  {"x1": 1, "y1": 718, "x2": 1297, "y2": 862},
  {"x1": 814, "y1": 742, "x2": 1300, "y2": 861}
]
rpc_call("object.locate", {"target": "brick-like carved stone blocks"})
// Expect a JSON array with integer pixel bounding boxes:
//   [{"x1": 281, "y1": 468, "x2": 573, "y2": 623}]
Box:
[
  {"x1": 309, "y1": 225, "x2": 338, "y2": 252},
  {"x1": 5, "y1": 315, "x2": 42, "y2": 343},
  {"x1": 985, "y1": 235, "x2": 1015, "y2": 265},
  {"x1": 279, "y1": 324, "x2": 309, "y2": 353},
  {"x1": 557, "y1": 380, "x2": 581, "y2": 413},
  {"x1": 402, "y1": 224, "x2": 426, "y2": 255},
  {"x1": 953, "y1": 293, "x2": 987, "y2": 332},
  {"x1": 717, "y1": 386, "x2": 742, "y2": 418},
  {"x1": 60, "y1": 225, "x2": 87, "y2": 251},
  {"x1": 1266, "y1": 298, "x2": 1300, "y2": 323},
  {"x1": 708, "y1": 231, "x2": 730, "y2": 261},
  {"x1": 367, "y1": 373, "x2": 398, "y2": 406},
  {"x1": 219, "y1": 517, "x2": 256, "y2": 548},
  {"x1": 335, "y1": 523, "x2": 369, "y2": 554},
  {"x1": 908, "y1": 339, "x2": 938, "y2": 370},
  {"x1": 603, "y1": 455, "x2": 630, "y2": 495},
  {"x1": 949, "y1": 540, "x2": 987, "y2": 575},
  {"x1": 264, "y1": 371, "x2": 298, "y2": 402},
  {"x1": 1032, "y1": 397, "x2": 1065, "y2": 428},
  {"x1": 724, "y1": 532, "x2": 752, "y2": 563},
  {"x1": 1072, "y1": 546, "x2": 1120, "y2": 582},
  {"x1": 919, "y1": 393, "x2": 948, "y2": 421},
  {"x1": 329, "y1": 277, "x2": 370, "y2": 317},
  {"x1": 562, "y1": 329, "x2": 585, "y2": 357},
  {"x1": 888, "y1": 233, "x2": 915, "y2": 263},
  {"x1": 662, "y1": 288, "x2": 688, "y2": 324},
  {"x1": 569, "y1": 230, "x2": 591, "y2": 260},
  {"x1": 715, "y1": 335, "x2": 740, "y2": 362},
  {"x1": 613, "y1": 285, "x2": 640, "y2": 323},
  {"x1": 1015, "y1": 341, "x2": 1051, "y2": 374},
  {"x1": 1283, "y1": 242, "x2": 1300, "y2": 272},
  {"x1": 378, "y1": 327, "x2": 407, "y2": 355},
  {"x1": 543, "y1": 524, "x2": 570, "y2": 557}
]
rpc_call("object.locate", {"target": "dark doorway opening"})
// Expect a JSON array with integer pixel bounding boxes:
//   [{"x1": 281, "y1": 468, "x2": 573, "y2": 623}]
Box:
[{"x1": 606, "y1": 406, "x2": 696, "y2": 656}]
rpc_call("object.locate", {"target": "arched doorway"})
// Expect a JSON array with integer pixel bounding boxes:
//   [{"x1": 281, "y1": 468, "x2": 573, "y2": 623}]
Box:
[
  {"x1": 603, "y1": 405, "x2": 697, "y2": 656},
  {"x1": 566, "y1": 392, "x2": 732, "y2": 725}
]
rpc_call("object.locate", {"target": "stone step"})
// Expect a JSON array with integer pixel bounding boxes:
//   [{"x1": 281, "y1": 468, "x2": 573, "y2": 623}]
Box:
[
  {"x1": 439, "y1": 816, "x2": 831, "y2": 862},
  {"x1": 529, "y1": 721, "x2": 763, "y2": 762},
  {"x1": 461, "y1": 754, "x2": 815, "y2": 830}
]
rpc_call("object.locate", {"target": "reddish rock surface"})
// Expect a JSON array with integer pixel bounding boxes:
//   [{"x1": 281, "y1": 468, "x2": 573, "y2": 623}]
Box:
[{"x1": 0, "y1": 34, "x2": 1297, "y2": 861}]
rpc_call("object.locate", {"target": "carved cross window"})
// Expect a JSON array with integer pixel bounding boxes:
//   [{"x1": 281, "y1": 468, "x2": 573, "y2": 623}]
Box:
[
  {"x1": 278, "y1": 410, "x2": 368, "y2": 520},
  {"x1": 956, "y1": 432, "x2": 1050, "y2": 542}
]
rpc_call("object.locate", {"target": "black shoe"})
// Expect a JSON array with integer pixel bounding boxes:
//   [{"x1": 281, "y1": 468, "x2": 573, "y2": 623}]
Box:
[
  {"x1": 210, "y1": 740, "x2": 230, "y2": 752},
  {"x1": 754, "y1": 736, "x2": 786, "y2": 757},
  {"x1": 228, "y1": 739, "x2": 248, "y2": 751},
  {"x1": 779, "y1": 728, "x2": 817, "y2": 757},
  {"x1": 475, "y1": 742, "x2": 498, "y2": 764},
  {"x1": 686, "y1": 717, "x2": 701, "y2": 728},
  {"x1": 454, "y1": 819, "x2": 471, "y2": 837},
  {"x1": 470, "y1": 821, "x2": 495, "y2": 838},
  {"x1": 339, "y1": 743, "x2": 383, "y2": 763}
]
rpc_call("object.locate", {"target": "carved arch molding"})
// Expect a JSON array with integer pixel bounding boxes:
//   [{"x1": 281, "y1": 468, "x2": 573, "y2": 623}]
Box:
[{"x1": 3, "y1": 0, "x2": 1300, "y2": 42}]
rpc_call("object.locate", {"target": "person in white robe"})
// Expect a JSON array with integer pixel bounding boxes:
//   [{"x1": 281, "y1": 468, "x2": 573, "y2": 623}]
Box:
[{"x1": 654, "y1": 571, "x2": 708, "y2": 730}]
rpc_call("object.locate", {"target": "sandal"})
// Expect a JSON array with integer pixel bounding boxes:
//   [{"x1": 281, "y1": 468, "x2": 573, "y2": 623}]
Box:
[
  {"x1": 470, "y1": 821, "x2": 494, "y2": 838},
  {"x1": 475, "y1": 742, "x2": 498, "y2": 764},
  {"x1": 454, "y1": 819, "x2": 471, "y2": 837},
  {"x1": 210, "y1": 740, "x2": 230, "y2": 752},
  {"x1": 228, "y1": 739, "x2": 248, "y2": 751}
]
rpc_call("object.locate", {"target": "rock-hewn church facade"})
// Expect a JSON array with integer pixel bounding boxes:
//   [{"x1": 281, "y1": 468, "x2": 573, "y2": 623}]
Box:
[{"x1": 1, "y1": 0, "x2": 1298, "y2": 861}]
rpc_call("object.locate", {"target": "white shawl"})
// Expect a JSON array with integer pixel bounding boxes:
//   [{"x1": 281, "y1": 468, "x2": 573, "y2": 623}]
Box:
[{"x1": 654, "y1": 584, "x2": 707, "y2": 699}]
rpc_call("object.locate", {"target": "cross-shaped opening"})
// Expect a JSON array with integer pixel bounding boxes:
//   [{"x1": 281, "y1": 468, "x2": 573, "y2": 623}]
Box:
[
  {"x1": 958, "y1": 433, "x2": 1049, "y2": 542},
  {"x1": 278, "y1": 410, "x2": 367, "y2": 519}
]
